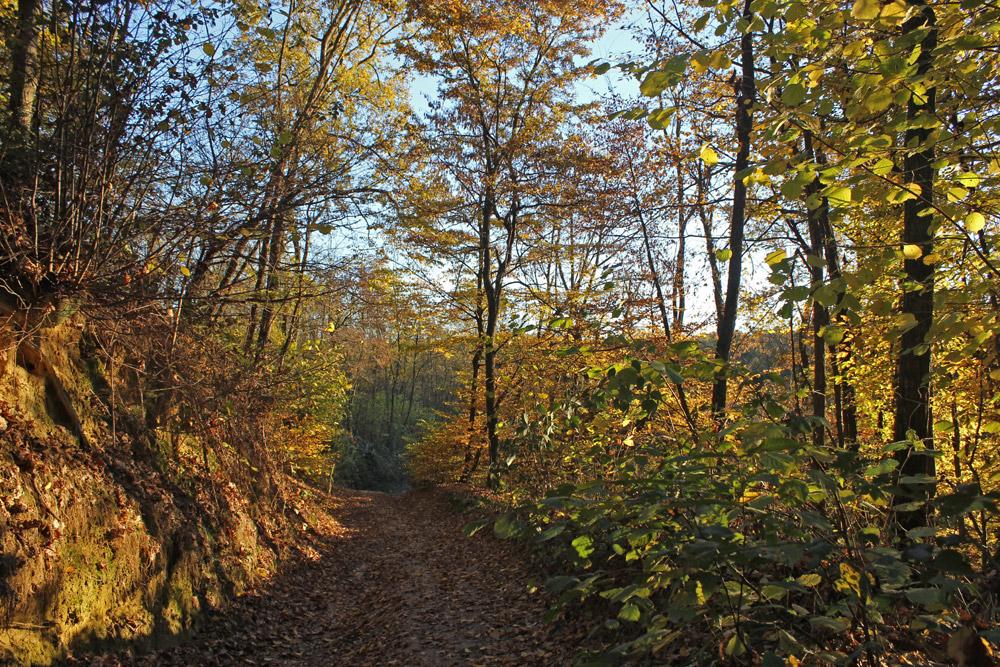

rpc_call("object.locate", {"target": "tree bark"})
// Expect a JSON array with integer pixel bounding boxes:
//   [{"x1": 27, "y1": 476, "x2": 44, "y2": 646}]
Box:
[
  {"x1": 804, "y1": 133, "x2": 829, "y2": 448},
  {"x1": 893, "y1": 0, "x2": 937, "y2": 531},
  {"x1": 8, "y1": 0, "x2": 40, "y2": 138},
  {"x1": 459, "y1": 276, "x2": 485, "y2": 483},
  {"x1": 672, "y1": 110, "x2": 687, "y2": 333},
  {"x1": 711, "y1": 0, "x2": 755, "y2": 420}
]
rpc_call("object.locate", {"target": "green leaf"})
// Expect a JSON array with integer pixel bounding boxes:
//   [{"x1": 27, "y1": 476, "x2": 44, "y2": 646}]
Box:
[
  {"x1": 781, "y1": 179, "x2": 804, "y2": 198},
  {"x1": 647, "y1": 107, "x2": 676, "y2": 129},
  {"x1": 872, "y1": 157, "x2": 895, "y2": 176},
  {"x1": 895, "y1": 312, "x2": 918, "y2": 331},
  {"x1": 781, "y1": 83, "x2": 806, "y2": 106},
  {"x1": 814, "y1": 284, "x2": 838, "y2": 307},
  {"x1": 639, "y1": 71, "x2": 669, "y2": 97},
  {"x1": 933, "y1": 549, "x2": 973, "y2": 576},
  {"x1": 865, "y1": 87, "x2": 893, "y2": 112},
  {"x1": 493, "y1": 514, "x2": 521, "y2": 539},
  {"x1": 538, "y1": 524, "x2": 566, "y2": 541},
  {"x1": 546, "y1": 575, "x2": 578, "y2": 593},
  {"x1": 724, "y1": 634, "x2": 747, "y2": 657},
  {"x1": 809, "y1": 616, "x2": 850, "y2": 633},
  {"x1": 805, "y1": 253, "x2": 826, "y2": 269},
  {"x1": 594, "y1": 62, "x2": 611, "y2": 75},
  {"x1": 463, "y1": 518, "x2": 490, "y2": 537},
  {"x1": 905, "y1": 587, "x2": 946, "y2": 609},
  {"x1": 762, "y1": 584, "x2": 788, "y2": 600},
  {"x1": 956, "y1": 171, "x2": 981, "y2": 188},
  {"x1": 716, "y1": 248, "x2": 733, "y2": 261},
  {"x1": 821, "y1": 325, "x2": 846, "y2": 346},
  {"x1": 203, "y1": 42, "x2": 217, "y2": 57},
  {"x1": 826, "y1": 186, "x2": 852, "y2": 206},
  {"x1": 618, "y1": 602, "x2": 641, "y2": 622},
  {"x1": 572, "y1": 535, "x2": 595, "y2": 558}
]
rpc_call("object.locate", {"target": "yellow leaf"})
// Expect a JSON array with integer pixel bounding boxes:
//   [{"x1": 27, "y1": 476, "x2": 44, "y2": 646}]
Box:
[
  {"x1": 836, "y1": 562, "x2": 862, "y2": 595},
  {"x1": 965, "y1": 212, "x2": 986, "y2": 233},
  {"x1": 827, "y1": 186, "x2": 852, "y2": 206},
  {"x1": 880, "y1": 0, "x2": 907, "y2": 20},
  {"x1": 765, "y1": 248, "x2": 788, "y2": 266},
  {"x1": 700, "y1": 144, "x2": 719, "y2": 166},
  {"x1": 690, "y1": 52, "x2": 709, "y2": 74},
  {"x1": 902, "y1": 244, "x2": 923, "y2": 259},
  {"x1": 851, "y1": 0, "x2": 880, "y2": 20},
  {"x1": 797, "y1": 573, "x2": 822, "y2": 587}
]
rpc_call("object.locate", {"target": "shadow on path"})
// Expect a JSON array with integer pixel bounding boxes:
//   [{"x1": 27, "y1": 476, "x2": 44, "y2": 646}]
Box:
[{"x1": 76, "y1": 489, "x2": 580, "y2": 666}]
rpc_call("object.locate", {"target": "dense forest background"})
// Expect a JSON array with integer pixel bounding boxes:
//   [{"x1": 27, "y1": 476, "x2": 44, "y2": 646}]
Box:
[{"x1": 2, "y1": 0, "x2": 1000, "y2": 663}]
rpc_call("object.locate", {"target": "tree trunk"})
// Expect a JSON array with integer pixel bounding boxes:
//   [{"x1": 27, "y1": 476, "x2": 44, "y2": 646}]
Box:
[
  {"x1": 255, "y1": 211, "x2": 288, "y2": 356},
  {"x1": 672, "y1": 111, "x2": 687, "y2": 333},
  {"x1": 804, "y1": 133, "x2": 829, "y2": 448},
  {"x1": 893, "y1": 0, "x2": 937, "y2": 531},
  {"x1": 698, "y1": 163, "x2": 724, "y2": 320},
  {"x1": 244, "y1": 234, "x2": 270, "y2": 354},
  {"x1": 637, "y1": 194, "x2": 698, "y2": 436},
  {"x1": 711, "y1": 0, "x2": 755, "y2": 420},
  {"x1": 483, "y1": 232, "x2": 503, "y2": 489},
  {"x1": 459, "y1": 287, "x2": 484, "y2": 483},
  {"x1": 8, "y1": 0, "x2": 40, "y2": 138}
]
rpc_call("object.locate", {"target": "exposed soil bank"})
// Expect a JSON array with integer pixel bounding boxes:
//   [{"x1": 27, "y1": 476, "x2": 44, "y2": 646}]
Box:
[{"x1": 0, "y1": 317, "x2": 328, "y2": 665}]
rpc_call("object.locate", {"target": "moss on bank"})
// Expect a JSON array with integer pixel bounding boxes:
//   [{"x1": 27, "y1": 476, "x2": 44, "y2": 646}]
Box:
[{"x1": 0, "y1": 316, "x2": 320, "y2": 665}]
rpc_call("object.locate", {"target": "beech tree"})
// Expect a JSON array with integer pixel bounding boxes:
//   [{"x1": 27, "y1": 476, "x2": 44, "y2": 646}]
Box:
[{"x1": 402, "y1": 0, "x2": 619, "y2": 485}]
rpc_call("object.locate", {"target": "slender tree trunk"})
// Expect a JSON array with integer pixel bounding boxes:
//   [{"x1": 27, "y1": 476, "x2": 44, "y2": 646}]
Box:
[
  {"x1": 484, "y1": 291, "x2": 501, "y2": 487},
  {"x1": 636, "y1": 197, "x2": 698, "y2": 436},
  {"x1": 8, "y1": 0, "x2": 40, "y2": 138},
  {"x1": 804, "y1": 133, "x2": 829, "y2": 448},
  {"x1": 711, "y1": 0, "x2": 755, "y2": 420},
  {"x1": 482, "y1": 195, "x2": 515, "y2": 489},
  {"x1": 279, "y1": 224, "x2": 311, "y2": 362},
  {"x1": 244, "y1": 234, "x2": 270, "y2": 354},
  {"x1": 893, "y1": 0, "x2": 937, "y2": 531},
  {"x1": 672, "y1": 112, "x2": 687, "y2": 333},
  {"x1": 459, "y1": 286, "x2": 484, "y2": 483},
  {"x1": 255, "y1": 211, "x2": 288, "y2": 356},
  {"x1": 483, "y1": 224, "x2": 505, "y2": 490},
  {"x1": 403, "y1": 333, "x2": 420, "y2": 427},
  {"x1": 819, "y1": 190, "x2": 859, "y2": 448},
  {"x1": 698, "y1": 163, "x2": 724, "y2": 320}
]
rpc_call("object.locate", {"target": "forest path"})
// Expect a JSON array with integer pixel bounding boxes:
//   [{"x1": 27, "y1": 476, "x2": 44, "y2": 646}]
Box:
[{"x1": 114, "y1": 489, "x2": 580, "y2": 666}]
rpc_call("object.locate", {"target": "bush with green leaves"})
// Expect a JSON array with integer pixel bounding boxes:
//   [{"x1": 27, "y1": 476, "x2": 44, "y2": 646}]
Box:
[{"x1": 491, "y1": 353, "x2": 999, "y2": 665}]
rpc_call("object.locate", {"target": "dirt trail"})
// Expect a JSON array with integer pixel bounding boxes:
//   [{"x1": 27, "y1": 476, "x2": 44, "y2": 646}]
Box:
[{"x1": 87, "y1": 489, "x2": 581, "y2": 666}]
